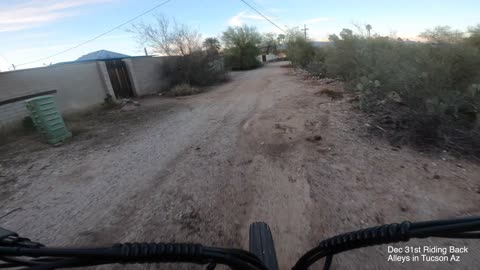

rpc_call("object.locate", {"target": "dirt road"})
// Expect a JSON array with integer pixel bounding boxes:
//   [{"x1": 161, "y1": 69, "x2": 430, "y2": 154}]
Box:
[{"x1": 1, "y1": 62, "x2": 480, "y2": 269}]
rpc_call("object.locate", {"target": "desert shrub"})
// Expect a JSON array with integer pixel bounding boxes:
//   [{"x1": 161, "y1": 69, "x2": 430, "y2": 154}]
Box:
[
  {"x1": 181, "y1": 51, "x2": 227, "y2": 86},
  {"x1": 305, "y1": 27, "x2": 480, "y2": 156},
  {"x1": 163, "y1": 51, "x2": 227, "y2": 91},
  {"x1": 465, "y1": 24, "x2": 480, "y2": 49},
  {"x1": 285, "y1": 28, "x2": 316, "y2": 68},
  {"x1": 305, "y1": 47, "x2": 327, "y2": 76},
  {"x1": 22, "y1": 116, "x2": 35, "y2": 130}
]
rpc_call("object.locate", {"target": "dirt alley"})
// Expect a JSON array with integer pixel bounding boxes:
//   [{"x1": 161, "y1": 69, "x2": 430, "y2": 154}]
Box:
[{"x1": 1, "y1": 61, "x2": 480, "y2": 269}]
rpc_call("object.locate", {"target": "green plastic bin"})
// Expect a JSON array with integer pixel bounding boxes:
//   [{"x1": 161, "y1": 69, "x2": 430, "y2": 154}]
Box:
[{"x1": 25, "y1": 95, "x2": 72, "y2": 145}]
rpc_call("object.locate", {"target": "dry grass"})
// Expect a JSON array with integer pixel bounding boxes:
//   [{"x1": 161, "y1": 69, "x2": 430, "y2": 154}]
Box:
[
  {"x1": 316, "y1": 88, "x2": 344, "y2": 100},
  {"x1": 166, "y1": 83, "x2": 203, "y2": 97}
]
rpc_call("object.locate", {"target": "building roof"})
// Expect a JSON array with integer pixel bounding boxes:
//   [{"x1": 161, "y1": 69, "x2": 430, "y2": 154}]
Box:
[{"x1": 76, "y1": 50, "x2": 130, "y2": 61}]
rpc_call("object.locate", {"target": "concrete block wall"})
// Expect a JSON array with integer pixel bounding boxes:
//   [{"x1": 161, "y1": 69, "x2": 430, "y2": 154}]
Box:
[
  {"x1": 0, "y1": 61, "x2": 111, "y2": 129},
  {"x1": 123, "y1": 56, "x2": 178, "y2": 96},
  {"x1": 0, "y1": 56, "x2": 181, "y2": 130},
  {"x1": 0, "y1": 101, "x2": 29, "y2": 128}
]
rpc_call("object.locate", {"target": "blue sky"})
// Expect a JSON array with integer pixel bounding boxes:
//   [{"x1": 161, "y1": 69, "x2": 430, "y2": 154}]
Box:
[{"x1": 1, "y1": 0, "x2": 479, "y2": 71}]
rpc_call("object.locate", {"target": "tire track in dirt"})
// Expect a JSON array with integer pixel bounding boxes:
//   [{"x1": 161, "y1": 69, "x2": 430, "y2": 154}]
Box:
[{"x1": 236, "y1": 70, "x2": 317, "y2": 268}]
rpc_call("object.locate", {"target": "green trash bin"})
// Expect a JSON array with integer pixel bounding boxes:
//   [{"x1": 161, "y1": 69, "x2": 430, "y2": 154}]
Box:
[{"x1": 25, "y1": 95, "x2": 72, "y2": 145}]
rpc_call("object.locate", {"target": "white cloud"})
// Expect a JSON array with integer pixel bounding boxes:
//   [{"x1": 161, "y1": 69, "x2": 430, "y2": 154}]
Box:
[
  {"x1": 0, "y1": 0, "x2": 115, "y2": 32},
  {"x1": 228, "y1": 11, "x2": 275, "y2": 27},
  {"x1": 304, "y1": 17, "x2": 332, "y2": 24}
]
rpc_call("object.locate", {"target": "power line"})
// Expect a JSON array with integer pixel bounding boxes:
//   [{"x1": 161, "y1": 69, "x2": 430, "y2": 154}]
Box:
[
  {"x1": 239, "y1": 0, "x2": 285, "y2": 33},
  {"x1": 0, "y1": 54, "x2": 12, "y2": 70},
  {"x1": 16, "y1": 0, "x2": 171, "y2": 67},
  {"x1": 0, "y1": 54, "x2": 10, "y2": 64},
  {"x1": 246, "y1": 0, "x2": 289, "y2": 29}
]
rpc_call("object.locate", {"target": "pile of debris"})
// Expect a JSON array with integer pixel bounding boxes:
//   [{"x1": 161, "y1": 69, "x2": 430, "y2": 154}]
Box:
[{"x1": 119, "y1": 98, "x2": 141, "y2": 112}]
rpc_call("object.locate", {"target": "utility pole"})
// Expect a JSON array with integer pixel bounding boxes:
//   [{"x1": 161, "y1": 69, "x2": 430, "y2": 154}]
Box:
[
  {"x1": 301, "y1": 24, "x2": 309, "y2": 40},
  {"x1": 144, "y1": 47, "x2": 148, "y2": 56},
  {"x1": 11, "y1": 64, "x2": 16, "y2": 70}
]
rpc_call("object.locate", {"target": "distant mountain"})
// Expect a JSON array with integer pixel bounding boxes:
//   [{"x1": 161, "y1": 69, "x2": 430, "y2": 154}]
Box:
[{"x1": 76, "y1": 50, "x2": 130, "y2": 61}]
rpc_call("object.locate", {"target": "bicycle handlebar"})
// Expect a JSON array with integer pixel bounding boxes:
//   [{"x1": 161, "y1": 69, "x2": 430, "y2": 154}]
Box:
[
  {"x1": 1, "y1": 216, "x2": 479, "y2": 270},
  {"x1": 0, "y1": 243, "x2": 267, "y2": 270},
  {"x1": 293, "y1": 216, "x2": 480, "y2": 270}
]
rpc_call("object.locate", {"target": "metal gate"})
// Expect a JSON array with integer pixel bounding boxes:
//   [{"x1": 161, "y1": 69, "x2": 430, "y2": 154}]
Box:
[{"x1": 104, "y1": 60, "x2": 134, "y2": 98}]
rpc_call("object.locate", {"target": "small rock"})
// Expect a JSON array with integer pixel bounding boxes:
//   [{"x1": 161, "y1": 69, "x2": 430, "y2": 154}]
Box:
[
  {"x1": 433, "y1": 174, "x2": 441, "y2": 180},
  {"x1": 400, "y1": 165, "x2": 405, "y2": 168},
  {"x1": 476, "y1": 188, "x2": 480, "y2": 194},
  {"x1": 260, "y1": 142, "x2": 265, "y2": 145},
  {"x1": 456, "y1": 163, "x2": 464, "y2": 168},
  {"x1": 132, "y1": 101, "x2": 141, "y2": 106},
  {"x1": 391, "y1": 148, "x2": 399, "y2": 151},
  {"x1": 374, "y1": 147, "x2": 380, "y2": 150},
  {"x1": 422, "y1": 164, "x2": 429, "y2": 172},
  {"x1": 195, "y1": 147, "x2": 201, "y2": 150},
  {"x1": 441, "y1": 157, "x2": 447, "y2": 161},
  {"x1": 306, "y1": 135, "x2": 322, "y2": 143},
  {"x1": 399, "y1": 205, "x2": 409, "y2": 212}
]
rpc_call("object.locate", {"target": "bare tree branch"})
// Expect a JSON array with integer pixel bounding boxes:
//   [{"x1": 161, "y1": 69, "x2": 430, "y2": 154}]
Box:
[{"x1": 129, "y1": 14, "x2": 201, "y2": 56}]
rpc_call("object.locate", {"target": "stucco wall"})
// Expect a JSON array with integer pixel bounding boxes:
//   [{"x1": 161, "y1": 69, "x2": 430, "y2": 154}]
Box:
[
  {"x1": 0, "y1": 61, "x2": 110, "y2": 129},
  {"x1": 123, "y1": 56, "x2": 176, "y2": 96}
]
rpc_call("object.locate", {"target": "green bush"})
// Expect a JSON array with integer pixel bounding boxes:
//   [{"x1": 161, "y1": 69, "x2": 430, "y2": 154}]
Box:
[
  {"x1": 222, "y1": 25, "x2": 262, "y2": 70},
  {"x1": 224, "y1": 44, "x2": 261, "y2": 70},
  {"x1": 285, "y1": 28, "x2": 316, "y2": 68},
  {"x1": 304, "y1": 28, "x2": 480, "y2": 155}
]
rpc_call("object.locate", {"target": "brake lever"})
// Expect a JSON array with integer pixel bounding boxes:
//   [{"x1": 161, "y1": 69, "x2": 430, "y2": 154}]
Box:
[
  {"x1": 0, "y1": 227, "x2": 16, "y2": 241},
  {"x1": 0, "y1": 227, "x2": 44, "y2": 248}
]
